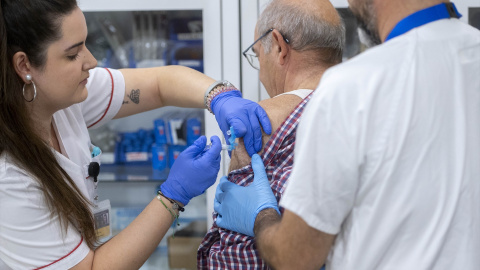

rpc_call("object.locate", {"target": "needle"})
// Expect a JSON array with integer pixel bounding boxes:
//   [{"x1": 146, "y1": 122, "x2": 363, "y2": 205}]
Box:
[{"x1": 204, "y1": 144, "x2": 230, "y2": 151}]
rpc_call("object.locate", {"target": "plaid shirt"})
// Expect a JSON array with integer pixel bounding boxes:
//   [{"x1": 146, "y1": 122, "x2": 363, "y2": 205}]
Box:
[{"x1": 197, "y1": 93, "x2": 313, "y2": 270}]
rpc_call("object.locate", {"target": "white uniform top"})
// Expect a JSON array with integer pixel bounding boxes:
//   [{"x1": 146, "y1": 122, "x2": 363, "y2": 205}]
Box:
[
  {"x1": 280, "y1": 19, "x2": 480, "y2": 269},
  {"x1": 0, "y1": 68, "x2": 125, "y2": 270}
]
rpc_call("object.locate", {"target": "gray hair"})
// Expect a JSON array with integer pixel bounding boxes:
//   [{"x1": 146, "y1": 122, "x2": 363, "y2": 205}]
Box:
[{"x1": 257, "y1": 0, "x2": 345, "y2": 64}]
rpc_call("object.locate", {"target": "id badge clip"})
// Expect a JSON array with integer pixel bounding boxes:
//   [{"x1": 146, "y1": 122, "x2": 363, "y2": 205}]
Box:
[
  {"x1": 88, "y1": 144, "x2": 102, "y2": 202},
  {"x1": 87, "y1": 144, "x2": 111, "y2": 240}
]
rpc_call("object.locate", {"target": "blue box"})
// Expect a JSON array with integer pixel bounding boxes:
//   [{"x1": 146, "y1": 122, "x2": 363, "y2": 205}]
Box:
[
  {"x1": 154, "y1": 118, "x2": 167, "y2": 145},
  {"x1": 186, "y1": 117, "x2": 202, "y2": 146},
  {"x1": 168, "y1": 145, "x2": 187, "y2": 168},
  {"x1": 114, "y1": 130, "x2": 154, "y2": 165},
  {"x1": 152, "y1": 144, "x2": 167, "y2": 171}
]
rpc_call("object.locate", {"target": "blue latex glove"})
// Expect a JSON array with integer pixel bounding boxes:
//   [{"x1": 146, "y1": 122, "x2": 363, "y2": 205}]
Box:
[
  {"x1": 161, "y1": 136, "x2": 222, "y2": 206},
  {"x1": 211, "y1": 91, "x2": 272, "y2": 157},
  {"x1": 214, "y1": 154, "x2": 280, "y2": 236}
]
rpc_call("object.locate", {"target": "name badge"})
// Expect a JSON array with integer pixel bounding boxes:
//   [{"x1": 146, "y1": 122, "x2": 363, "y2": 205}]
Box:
[{"x1": 92, "y1": 199, "x2": 112, "y2": 240}]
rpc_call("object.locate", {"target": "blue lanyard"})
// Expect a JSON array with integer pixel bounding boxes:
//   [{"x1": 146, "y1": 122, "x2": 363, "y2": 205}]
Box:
[{"x1": 385, "y1": 2, "x2": 462, "y2": 42}]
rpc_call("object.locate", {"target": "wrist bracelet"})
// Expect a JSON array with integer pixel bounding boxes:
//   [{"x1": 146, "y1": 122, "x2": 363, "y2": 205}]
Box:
[
  {"x1": 157, "y1": 190, "x2": 185, "y2": 212},
  {"x1": 156, "y1": 194, "x2": 180, "y2": 237},
  {"x1": 204, "y1": 80, "x2": 239, "y2": 114}
]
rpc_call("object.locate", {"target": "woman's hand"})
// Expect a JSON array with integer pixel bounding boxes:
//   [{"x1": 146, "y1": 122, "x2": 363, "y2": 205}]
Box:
[
  {"x1": 160, "y1": 136, "x2": 222, "y2": 205},
  {"x1": 211, "y1": 91, "x2": 272, "y2": 157}
]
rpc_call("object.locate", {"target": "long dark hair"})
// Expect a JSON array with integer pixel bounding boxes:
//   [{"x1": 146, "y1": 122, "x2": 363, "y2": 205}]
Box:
[{"x1": 0, "y1": 0, "x2": 97, "y2": 249}]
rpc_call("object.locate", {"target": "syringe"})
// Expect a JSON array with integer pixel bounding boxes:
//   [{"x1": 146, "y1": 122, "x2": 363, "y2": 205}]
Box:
[
  {"x1": 203, "y1": 126, "x2": 238, "y2": 152},
  {"x1": 204, "y1": 144, "x2": 230, "y2": 151}
]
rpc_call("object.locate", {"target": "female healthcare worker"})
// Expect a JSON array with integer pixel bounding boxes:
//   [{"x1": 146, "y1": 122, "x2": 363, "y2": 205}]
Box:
[{"x1": 0, "y1": 0, "x2": 272, "y2": 269}]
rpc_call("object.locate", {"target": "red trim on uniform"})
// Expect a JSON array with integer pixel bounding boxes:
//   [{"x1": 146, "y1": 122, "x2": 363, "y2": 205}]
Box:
[
  {"x1": 87, "y1": 68, "x2": 115, "y2": 128},
  {"x1": 33, "y1": 237, "x2": 84, "y2": 270}
]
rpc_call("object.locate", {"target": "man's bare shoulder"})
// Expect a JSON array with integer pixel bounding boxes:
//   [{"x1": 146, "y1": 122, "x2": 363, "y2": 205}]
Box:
[
  {"x1": 228, "y1": 94, "x2": 303, "y2": 173},
  {"x1": 258, "y1": 95, "x2": 303, "y2": 131}
]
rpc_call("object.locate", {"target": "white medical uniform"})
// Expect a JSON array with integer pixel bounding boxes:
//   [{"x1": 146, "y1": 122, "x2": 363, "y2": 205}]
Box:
[
  {"x1": 0, "y1": 68, "x2": 125, "y2": 269},
  {"x1": 280, "y1": 19, "x2": 480, "y2": 269}
]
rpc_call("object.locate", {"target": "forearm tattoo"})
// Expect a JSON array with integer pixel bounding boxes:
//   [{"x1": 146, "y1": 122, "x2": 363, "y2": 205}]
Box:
[{"x1": 123, "y1": 89, "x2": 140, "y2": 104}]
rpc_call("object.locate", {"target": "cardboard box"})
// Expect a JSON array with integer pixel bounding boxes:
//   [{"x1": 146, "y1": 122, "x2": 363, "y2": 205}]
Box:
[{"x1": 168, "y1": 220, "x2": 207, "y2": 269}]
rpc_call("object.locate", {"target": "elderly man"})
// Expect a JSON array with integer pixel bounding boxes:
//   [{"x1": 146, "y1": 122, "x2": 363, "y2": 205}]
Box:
[
  {"x1": 215, "y1": 0, "x2": 480, "y2": 269},
  {"x1": 197, "y1": 0, "x2": 344, "y2": 268}
]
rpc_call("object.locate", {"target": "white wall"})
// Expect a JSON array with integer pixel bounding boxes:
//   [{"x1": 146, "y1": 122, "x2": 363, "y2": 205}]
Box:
[{"x1": 456, "y1": 0, "x2": 480, "y2": 24}]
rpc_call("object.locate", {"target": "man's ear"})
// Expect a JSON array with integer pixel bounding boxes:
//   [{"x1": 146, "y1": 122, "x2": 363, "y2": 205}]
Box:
[
  {"x1": 12, "y1": 52, "x2": 33, "y2": 83},
  {"x1": 271, "y1": 29, "x2": 289, "y2": 66}
]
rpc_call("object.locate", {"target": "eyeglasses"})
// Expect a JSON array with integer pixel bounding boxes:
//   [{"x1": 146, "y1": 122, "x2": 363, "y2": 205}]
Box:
[{"x1": 242, "y1": 28, "x2": 290, "y2": 70}]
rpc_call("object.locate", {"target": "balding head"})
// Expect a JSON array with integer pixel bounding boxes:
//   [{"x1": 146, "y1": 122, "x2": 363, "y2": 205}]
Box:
[
  {"x1": 280, "y1": 0, "x2": 342, "y2": 25},
  {"x1": 257, "y1": 0, "x2": 345, "y2": 64}
]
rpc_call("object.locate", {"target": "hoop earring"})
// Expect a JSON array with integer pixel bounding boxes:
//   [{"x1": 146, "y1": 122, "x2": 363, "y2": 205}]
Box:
[{"x1": 23, "y1": 77, "x2": 37, "y2": 102}]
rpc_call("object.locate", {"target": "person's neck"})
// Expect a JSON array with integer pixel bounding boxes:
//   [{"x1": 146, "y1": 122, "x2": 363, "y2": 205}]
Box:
[
  {"x1": 282, "y1": 63, "x2": 328, "y2": 93},
  {"x1": 377, "y1": 0, "x2": 450, "y2": 42},
  {"x1": 27, "y1": 105, "x2": 56, "y2": 148}
]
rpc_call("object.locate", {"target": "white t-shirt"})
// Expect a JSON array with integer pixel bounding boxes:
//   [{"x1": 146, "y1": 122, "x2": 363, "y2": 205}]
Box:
[
  {"x1": 0, "y1": 68, "x2": 125, "y2": 270},
  {"x1": 275, "y1": 89, "x2": 313, "y2": 100},
  {"x1": 280, "y1": 19, "x2": 480, "y2": 269}
]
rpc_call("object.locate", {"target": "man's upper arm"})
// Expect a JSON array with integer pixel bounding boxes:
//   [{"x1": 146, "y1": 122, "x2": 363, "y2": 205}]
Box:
[{"x1": 228, "y1": 95, "x2": 302, "y2": 172}]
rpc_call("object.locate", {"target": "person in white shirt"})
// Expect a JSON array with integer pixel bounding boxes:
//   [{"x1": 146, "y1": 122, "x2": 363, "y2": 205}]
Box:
[
  {"x1": 0, "y1": 0, "x2": 272, "y2": 269},
  {"x1": 213, "y1": 0, "x2": 480, "y2": 269}
]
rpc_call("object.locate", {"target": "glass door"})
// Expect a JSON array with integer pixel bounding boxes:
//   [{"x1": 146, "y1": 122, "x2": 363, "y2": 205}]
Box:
[{"x1": 79, "y1": 1, "x2": 226, "y2": 268}]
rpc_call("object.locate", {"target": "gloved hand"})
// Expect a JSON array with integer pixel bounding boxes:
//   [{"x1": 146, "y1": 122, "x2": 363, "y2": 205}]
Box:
[
  {"x1": 211, "y1": 91, "x2": 272, "y2": 157},
  {"x1": 161, "y1": 136, "x2": 222, "y2": 206},
  {"x1": 214, "y1": 154, "x2": 280, "y2": 236}
]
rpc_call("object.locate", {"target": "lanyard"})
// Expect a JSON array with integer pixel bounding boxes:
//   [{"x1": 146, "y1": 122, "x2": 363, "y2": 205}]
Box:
[{"x1": 385, "y1": 2, "x2": 462, "y2": 42}]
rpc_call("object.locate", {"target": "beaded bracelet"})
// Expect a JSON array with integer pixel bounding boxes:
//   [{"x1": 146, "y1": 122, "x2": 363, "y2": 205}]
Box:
[
  {"x1": 156, "y1": 194, "x2": 180, "y2": 237},
  {"x1": 204, "y1": 80, "x2": 239, "y2": 114}
]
